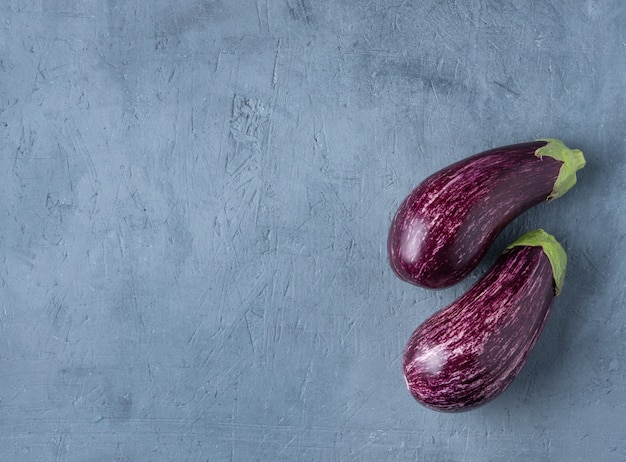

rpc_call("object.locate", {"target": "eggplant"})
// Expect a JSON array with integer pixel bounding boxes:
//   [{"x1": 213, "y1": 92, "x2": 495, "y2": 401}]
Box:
[
  {"x1": 388, "y1": 139, "x2": 584, "y2": 289},
  {"x1": 402, "y1": 229, "x2": 566, "y2": 412}
]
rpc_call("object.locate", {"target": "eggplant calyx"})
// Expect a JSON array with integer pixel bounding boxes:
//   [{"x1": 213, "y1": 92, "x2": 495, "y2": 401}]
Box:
[
  {"x1": 535, "y1": 138, "x2": 586, "y2": 201},
  {"x1": 506, "y1": 229, "x2": 567, "y2": 295}
]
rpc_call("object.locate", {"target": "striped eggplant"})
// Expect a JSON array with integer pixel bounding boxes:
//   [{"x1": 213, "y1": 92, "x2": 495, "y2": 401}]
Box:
[
  {"x1": 402, "y1": 229, "x2": 566, "y2": 412},
  {"x1": 388, "y1": 139, "x2": 584, "y2": 289}
]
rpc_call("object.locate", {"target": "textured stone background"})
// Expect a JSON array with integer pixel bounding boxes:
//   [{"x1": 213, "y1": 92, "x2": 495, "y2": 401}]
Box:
[{"x1": 1, "y1": 1, "x2": 625, "y2": 460}]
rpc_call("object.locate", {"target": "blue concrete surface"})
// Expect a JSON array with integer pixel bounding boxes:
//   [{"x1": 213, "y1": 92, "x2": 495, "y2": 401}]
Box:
[{"x1": 1, "y1": 1, "x2": 625, "y2": 460}]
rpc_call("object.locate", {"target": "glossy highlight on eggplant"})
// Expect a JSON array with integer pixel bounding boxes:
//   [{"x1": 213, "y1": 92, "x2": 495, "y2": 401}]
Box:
[
  {"x1": 402, "y1": 229, "x2": 567, "y2": 412},
  {"x1": 388, "y1": 139, "x2": 584, "y2": 289}
]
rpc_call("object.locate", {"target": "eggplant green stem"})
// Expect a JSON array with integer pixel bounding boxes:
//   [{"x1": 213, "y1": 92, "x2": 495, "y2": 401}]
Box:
[
  {"x1": 535, "y1": 138, "x2": 586, "y2": 201},
  {"x1": 507, "y1": 229, "x2": 567, "y2": 296}
]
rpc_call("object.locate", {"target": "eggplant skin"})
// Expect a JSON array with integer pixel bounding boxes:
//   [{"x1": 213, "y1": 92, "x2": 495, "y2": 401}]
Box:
[
  {"x1": 402, "y1": 243, "x2": 558, "y2": 412},
  {"x1": 388, "y1": 140, "x2": 583, "y2": 289}
]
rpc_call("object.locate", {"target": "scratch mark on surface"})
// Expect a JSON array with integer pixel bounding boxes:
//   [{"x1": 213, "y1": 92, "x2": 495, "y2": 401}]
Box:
[
  {"x1": 298, "y1": 358, "x2": 314, "y2": 402},
  {"x1": 271, "y1": 39, "x2": 281, "y2": 88},
  {"x1": 1, "y1": 302, "x2": 12, "y2": 354},
  {"x1": 255, "y1": 0, "x2": 264, "y2": 34},
  {"x1": 266, "y1": 0, "x2": 272, "y2": 32},
  {"x1": 276, "y1": 435, "x2": 297, "y2": 458},
  {"x1": 339, "y1": 431, "x2": 380, "y2": 461},
  {"x1": 188, "y1": 289, "x2": 209, "y2": 344},
  {"x1": 116, "y1": 226, "x2": 126, "y2": 260},
  {"x1": 54, "y1": 433, "x2": 64, "y2": 461},
  {"x1": 244, "y1": 309, "x2": 256, "y2": 352},
  {"x1": 491, "y1": 80, "x2": 520, "y2": 97},
  {"x1": 423, "y1": 7, "x2": 466, "y2": 54},
  {"x1": 168, "y1": 0, "x2": 182, "y2": 45},
  {"x1": 341, "y1": 387, "x2": 377, "y2": 427},
  {"x1": 63, "y1": 117, "x2": 99, "y2": 190},
  {"x1": 461, "y1": 425, "x2": 470, "y2": 461}
]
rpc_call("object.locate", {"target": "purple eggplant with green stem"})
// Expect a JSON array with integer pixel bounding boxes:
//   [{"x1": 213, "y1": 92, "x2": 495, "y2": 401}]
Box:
[
  {"x1": 388, "y1": 139, "x2": 585, "y2": 289},
  {"x1": 403, "y1": 229, "x2": 567, "y2": 411}
]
